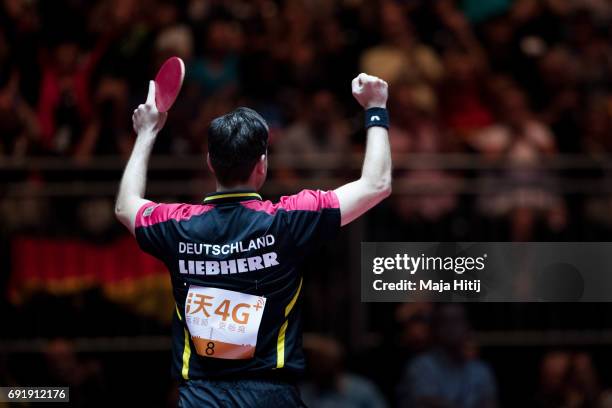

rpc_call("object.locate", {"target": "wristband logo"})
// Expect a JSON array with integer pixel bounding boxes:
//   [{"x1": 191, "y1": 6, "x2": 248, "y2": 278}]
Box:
[{"x1": 365, "y1": 108, "x2": 389, "y2": 129}]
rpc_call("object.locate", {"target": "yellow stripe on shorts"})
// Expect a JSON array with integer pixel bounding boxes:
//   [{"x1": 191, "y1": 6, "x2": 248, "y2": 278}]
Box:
[
  {"x1": 182, "y1": 328, "x2": 191, "y2": 379},
  {"x1": 275, "y1": 278, "x2": 303, "y2": 369}
]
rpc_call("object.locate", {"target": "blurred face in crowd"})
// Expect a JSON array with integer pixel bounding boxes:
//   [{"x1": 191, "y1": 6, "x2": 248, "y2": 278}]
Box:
[
  {"x1": 291, "y1": 42, "x2": 315, "y2": 69},
  {"x1": 538, "y1": 48, "x2": 577, "y2": 88},
  {"x1": 539, "y1": 351, "x2": 600, "y2": 402},
  {"x1": 44, "y1": 339, "x2": 79, "y2": 382},
  {"x1": 0, "y1": 76, "x2": 15, "y2": 111},
  {"x1": 569, "y1": 10, "x2": 596, "y2": 47},
  {"x1": 388, "y1": 82, "x2": 435, "y2": 125},
  {"x1": 155, "y1": 2, "x2": 178, "y2": 27},
  {"x1": 304, "y1": 337, "x2": 343, "y2": 389},
  {"x1": 500, "y1": 88, "x2": 530, "y2": 128},
  {"x1": 95, "y1": 77, "x2": 129, "y2": 122},
  {"x1": 434, "y1": 304, "x2": 470, "y2": 357},
  {"x1": 320, "y1": 19, "x2": 344, "y2": 53},
  {"x1": 3, "y1": 0, "x2": 28, "y2": 18},
  {"x1": 540, "y1": 352, "x2": 570, "y2": 393},
  {"x1": 513, "y1": 0, "x2": 543, "y2": 22},
  {"x1": 483, "y1": 15, "x2": 513, "y2": 49},
  {"x1": 392, "y1": 83, "x2": 416, "y2": 114},
  {"x1": 55, "y1": 42, "x2": 79, "y2": 74},
  {"x1": 381, "y1": 1, "x2": 413, "y2": 44},
  {"x1": 111, "y1": 0, "x2": 138, "y2": 26},
  {"x1": 396, "y1": 303, "x2": 433, "y2": 352},
  {"x1": 207, "y1": 22, "x2": 228, "y2": 53},
  {"x1": 444, "y1": 50, "x2": 477, "y2": 83},
  {"x1": 309, "y1": 90, "x2": 338, "y2": 129},
  {"x1": 583, "y1": 100, "x2": 611, "y2": 142},
  {"x1": 206, "y1": 21, "x2": 242, "y2": 55}
]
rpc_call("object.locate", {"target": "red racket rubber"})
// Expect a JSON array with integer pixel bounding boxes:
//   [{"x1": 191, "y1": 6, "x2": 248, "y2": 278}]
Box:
[{"x1": 154, "y1": 56, "x2": 185, "y2": 112}]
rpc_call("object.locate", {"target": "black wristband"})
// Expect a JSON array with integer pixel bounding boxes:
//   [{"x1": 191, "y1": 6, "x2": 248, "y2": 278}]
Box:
[{"x1": 365, "y1": 107, "x2": 389, "y2": 129}]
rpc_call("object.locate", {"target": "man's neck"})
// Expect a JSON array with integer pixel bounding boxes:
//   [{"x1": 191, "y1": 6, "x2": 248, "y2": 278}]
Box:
[{"x1": 216, "y1": 183, "x2": 257, "y2": 193}]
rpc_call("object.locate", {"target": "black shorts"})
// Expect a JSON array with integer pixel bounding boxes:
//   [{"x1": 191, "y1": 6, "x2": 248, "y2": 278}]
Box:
[{"x1": 178, "y1": 378, "x2": 307, "y2": 408}]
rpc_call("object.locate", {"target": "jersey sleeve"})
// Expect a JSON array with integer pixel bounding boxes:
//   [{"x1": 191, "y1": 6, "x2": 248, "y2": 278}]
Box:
[
  {"x1": 278, "y1": 189, "x2": 341, "y2": 249},
  {"x1": 134, "y1": 202, "x2": 182, "y2": 259}
]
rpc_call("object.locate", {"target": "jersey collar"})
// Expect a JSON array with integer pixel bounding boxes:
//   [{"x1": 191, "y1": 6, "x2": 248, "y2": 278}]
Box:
[{"x1": 203, "y1": 190, "x2": 263, "y2": 204}]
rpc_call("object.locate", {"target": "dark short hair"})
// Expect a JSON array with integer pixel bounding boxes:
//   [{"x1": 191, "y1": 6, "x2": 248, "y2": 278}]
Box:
[{"x1": 208, "y1": 107, "x2": 269, "y2": 186}]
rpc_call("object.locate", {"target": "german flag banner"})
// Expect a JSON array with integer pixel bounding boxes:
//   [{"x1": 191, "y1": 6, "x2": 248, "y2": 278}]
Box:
[{"x1": 8, "y1": 236, "x2": 173, "y2": 321}]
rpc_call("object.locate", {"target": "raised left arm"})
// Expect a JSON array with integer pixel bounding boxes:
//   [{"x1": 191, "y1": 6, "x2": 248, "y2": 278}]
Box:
[{"x1": 115, "y1": 81, "x2": 167, "y2": 235}]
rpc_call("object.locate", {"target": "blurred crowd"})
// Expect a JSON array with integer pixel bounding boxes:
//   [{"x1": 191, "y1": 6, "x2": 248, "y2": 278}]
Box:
[
  {"x1": 303, "y1": 303, "x2": 612, "y2": 408},
  {"x1": 3, "y1": 1, "x2": 612, "y2": 407},
  {"x1": 1, "y1": 0, "x2": 612, "y2": 240},
  {"x1": 5, "y1": 303, "x2": 612, "y2": 407}
]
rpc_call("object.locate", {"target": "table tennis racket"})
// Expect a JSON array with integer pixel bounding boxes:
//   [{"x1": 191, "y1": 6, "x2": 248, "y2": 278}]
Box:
[{"x1": 154, "y1": 56, "x2": 185, "y2": 112}]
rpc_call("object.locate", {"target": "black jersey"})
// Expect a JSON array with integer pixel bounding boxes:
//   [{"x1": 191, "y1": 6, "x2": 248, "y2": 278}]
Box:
[{"x1": 134, "y1": 189, "x2": 340, "y2": 381}]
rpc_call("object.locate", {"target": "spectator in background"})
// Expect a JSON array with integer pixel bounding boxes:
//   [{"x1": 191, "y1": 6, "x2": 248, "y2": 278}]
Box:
[
  {"x1": 534, "y1": 351, "x2": 601, "y2": 408},
  {"x1": 478, "y1": 12, "x2": 516, "y2": 75},
  {"x1": 360, "y1": 0, "x2": 444, "y2": 87},
  {"x1": 88, "y1": 0, "x2": 156, "y2": 88},
  {"x1": 599, "y1": 390, "x2": 612, "y2": 408},
  {"x1": 507, "y1": 0, "x2": 564, "y2": 91},
  {"x1": 189, "y1": 19, "x2": 242, "y2": 97},
  {"x1": 472, "y1": 81, "x2": 566, "y2": 240},
  {"x1": 581, "y1": 95, "x2": 612, "y2": 156},
  {"x1": 155, "y1": 24, "x2": 194, "y2": 65},
  {"x1": 316, "y1": 17, "x2": 358, "y2": 96},
  {"x1": 300, "y1": 334, "x2": 388, "y2": 408},
  {"x1": 0, "y1": 68, "x2": 39, "y2": 157},
  {"x1": 387, "y1": 81, "x2": 461, "y2": 238},
  {"x1": 37, "y1": 37, "x2": 108, "y2": 155},
  {"x1": 432, "y1": 0, "x2": 493, "y2": 143},
  {"x1": 397, "y1": 304, "x2": 498, "y2": 408},
  {"x1": 0, "y1": 351, "x2": 17, "y2": 391},
  {"x1": 274, "y1": 89, "x2": 352, "y2": 182},
  {"x1": 535, "y1": 46, "x2": 581, "y2": 153},
  {"x1": 395, "y1": 303, "x2": 434, "y2": 358},
  {"x1": 153, "y1": 24, "x2": 201, "y2": 155},
  {"x1": 74, "y1": 76, "x2": 132, "y2": 161},
  {"x1": 42, "y1": 338, "x2": 107, "y2": 407},
  {"x1": 566, "y1": 8, "x2": 612, "y2": 93},
  {"x1": 357, "y1": 302, "x2": 435, "y2": 402},
  {"x1": 276, "y1": 1, "x2": 320, "y2": 90},
  {"x1": 0, "y1": 0, "x2": 41, "y2": 105},
  {"x1": 581, "y1": 95, "x2": 612, "y2": 237},
  {"x1": 438, "y1": 47, "x2": 493, "y2": 142}
]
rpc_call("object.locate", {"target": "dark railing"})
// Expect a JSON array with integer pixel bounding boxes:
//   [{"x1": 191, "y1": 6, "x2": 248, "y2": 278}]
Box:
[{"x1": 2, "y1": 154, "x2": 612, "y2": 196}]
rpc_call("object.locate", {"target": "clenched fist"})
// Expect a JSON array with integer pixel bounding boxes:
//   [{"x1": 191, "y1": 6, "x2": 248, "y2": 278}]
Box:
[
  {"x1": 351, "y1": 73, "x2": 388, "y2": 109},
  {"x1": 132, "y1": 80, "x2": 168, "y2": 135}
]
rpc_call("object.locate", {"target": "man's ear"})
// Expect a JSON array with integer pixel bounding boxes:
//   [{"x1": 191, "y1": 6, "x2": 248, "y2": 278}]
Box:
[
  {"x1": 257, "y1": 154, "x2": 267, "y2": 174},
  {"x1": 206, "y1": 154, "x2": 216, "y2": 175}
]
